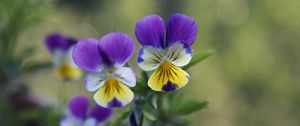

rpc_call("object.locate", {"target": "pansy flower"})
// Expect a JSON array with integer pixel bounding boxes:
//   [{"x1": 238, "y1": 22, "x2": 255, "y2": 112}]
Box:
[
  {"x1": 72, "y1": 32, "x2": 136, "y2": 108},
  {"x1": 60, "y1": 95, "x2": 112, "y2": 126},
  {"x1": 45, "y1": 33, "x2": 82, "y2": 81},
  {"x1": 135, "y1": 13, "x2": 198, "y2": 92}
]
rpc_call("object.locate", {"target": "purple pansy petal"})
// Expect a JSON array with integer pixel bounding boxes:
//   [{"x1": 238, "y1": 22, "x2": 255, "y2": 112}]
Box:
[
  {"x1": 68, "y1": 95, "x2": 89, "y2": 120},
  {"x1": 89, "y1": 105, "x2": 112, "y2": 123},
  {"x1": 72, "y1": 38, "x2": 103, "y2": 72},
  {"x1": 45, "y1": 33, "x2": 77, "y2": 53},
  {"x1": 135, "y1": 15, "x2": 165, "y2": 47},
  {"x1": 166, "y1": 13, "x2": 198, "y2": 46},
  {"x1": 45, "y1": 33, "x2": 66, "y2": 53},
  {"x1": 98, "y1": 32, "x2": 134, "y2": 67}
]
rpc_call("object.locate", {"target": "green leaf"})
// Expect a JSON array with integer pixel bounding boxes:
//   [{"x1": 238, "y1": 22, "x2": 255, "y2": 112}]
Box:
[
  {"x1": 143, "y1": 110, "x2": 156, "y2": 121},
  {"x1": 21, "y1": 61, "x2": 52, "y2": 73},
  {"x1": 108, "y1": 108, "x2": 132, "y2": 126},
  {"x1": 183, "y1": 49, "x2": 216, "y2": 70},
  {"x1": 17, "y1": 47, "x2": 36, "y2": 60},
  {"x1": 168, "y1": 117, "x2": 191, "y2": 126},
  {"x1": 173, "y1": 100, "x2": 208, "y2": 115}
]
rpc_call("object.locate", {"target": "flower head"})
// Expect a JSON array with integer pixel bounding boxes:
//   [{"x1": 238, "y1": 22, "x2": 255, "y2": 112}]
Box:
[
  {"x1": 135, "y1": 13, "x2": 198, "y2": 92},
  {"x1": 72, "y1": 32, "x2": 136, "y2": 108},
  {"x1": 60, "y1": 95, "x2": 112, "y2": 126},
  {"x1": 45, "y1": 33, "x2": 82, "y2": 81}
]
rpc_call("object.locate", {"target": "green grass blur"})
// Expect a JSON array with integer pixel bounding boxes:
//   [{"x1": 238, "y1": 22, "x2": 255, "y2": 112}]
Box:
[{"x1": 1, "y1": 0, "x2": 300, "y2": 125}]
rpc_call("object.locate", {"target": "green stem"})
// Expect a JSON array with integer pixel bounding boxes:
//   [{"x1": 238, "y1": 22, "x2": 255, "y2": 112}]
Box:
[
  {"x1": 139, "y1": 112, "x2": 144, "y2": 126},
  {"x1": 157, "y1": 93, "x2": 165, "y2": 120},
  {"x1": 58, "y1": 80, "x2": 67, "y2": 112},
  {"x1": 62, "y1": 80, "x2": 68, "y2": 105}
]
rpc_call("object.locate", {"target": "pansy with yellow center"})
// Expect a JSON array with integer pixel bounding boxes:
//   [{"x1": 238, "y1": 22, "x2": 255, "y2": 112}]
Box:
[
  {"x1": 45, "y1": 33, "x2": 82, "y2": 81},
  {"x1": 72, "y1": 32, "x2": 136, "y2": 108},
  {"x1": 135, "y1": 13, "x2": 198, "y2": 92}
]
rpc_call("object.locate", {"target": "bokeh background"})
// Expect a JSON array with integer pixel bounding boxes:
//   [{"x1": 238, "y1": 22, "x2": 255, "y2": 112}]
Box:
[{"x1": 1, "y1": 0, "x2": 299, "y2": 126}]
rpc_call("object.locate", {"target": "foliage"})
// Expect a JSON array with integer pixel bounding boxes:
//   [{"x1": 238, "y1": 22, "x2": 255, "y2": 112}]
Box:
[
  {"x1": 0, "y1": 1, "x2": 59, "y2": 126},
  {"x1": 0, "y1": 99, "x2": 60, "y2": 126},
  {"x1": 0, "y1": 0, "x2": 46, "y2": 86}
]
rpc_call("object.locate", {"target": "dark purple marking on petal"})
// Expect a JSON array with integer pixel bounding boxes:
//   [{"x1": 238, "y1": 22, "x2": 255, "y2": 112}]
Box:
[
  {"x1": 72, "y1": 38, "x2": 103, "y2": 72},
  {"x1": 137, "y1": 47, "x2": 144, "y2": 63},
  {"x1": 166, "y1": 13, "x2": 198, "y2": 46},
  {"x1": 97, "y1": 46, "x2": 113, "y2": 69},
  {"x1": 107, "y1": 98, "x2": 123, "y2": 108},
  {"x1": 45, "y1": 33, "x2": 77, "y2": 53},
  {"x1": 65, "y1": 37, "x2": 77, "y2": 49},
  {"x1": 98, "y1": 32, "x2": 135, "y2": 67},
  {"x1": 135, "y1": 15, "x2": 165, "y2": 47},
  {"x1": 89, "y1": 105, "x2": 112, "y2": 123},
  {"x1": 68, "y1": 95, "x2": 89, "y2": 120},
  {"x1": 162, "y1": 81, "x2": 178, "y2": 91},
  {"x1": 181, "y1": 41, "x2": 192, "y2": 55}
]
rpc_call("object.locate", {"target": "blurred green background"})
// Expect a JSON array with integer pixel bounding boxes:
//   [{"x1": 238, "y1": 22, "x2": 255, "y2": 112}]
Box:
[{"x1": 1, "y1": 0, "x2": 299, "y2": 126}]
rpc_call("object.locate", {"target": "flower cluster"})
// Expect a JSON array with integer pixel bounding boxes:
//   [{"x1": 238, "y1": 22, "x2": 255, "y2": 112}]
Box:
[
  {"x1": 47, "y1": 13, "x2": 201, "y2": 126},
  {"x1": 70, "y1": 13, "x2": 197, "y2": 108}
]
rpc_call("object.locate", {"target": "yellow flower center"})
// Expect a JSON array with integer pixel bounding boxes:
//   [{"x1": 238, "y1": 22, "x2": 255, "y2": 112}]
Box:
[
  {"x1": 94, "y1": 78, "x2": 134, "y2": 107},
  {"x1": 102, "y1": 79, "x2": 122, "y2": 97},
  {"x1": 148, "y1": 61, "x2": 189, "y2": 91},
  {"x1": 156, "y1": 61, "x2": 178, "y2": 82},
  {"x1": 57, "y1": 63, "x2": 81, "y2": 80}
]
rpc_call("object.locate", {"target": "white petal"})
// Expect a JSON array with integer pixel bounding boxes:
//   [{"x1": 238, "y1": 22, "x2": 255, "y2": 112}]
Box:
[
  {"x1": 113, "y1": 67, "x2": 136, "y2": 87},
  {"x1": 52, "y1": 49, "x2": 65, "y2": 67},
  {"x1": 166, "y1": 42, "x2": 192, "y2": 67},
  {"x1": 60, "y1": 116, "x2": 81, "y2": 126},
  {"x1": 137, "y1": 46, "x2": 165, "y2": 71},
  {"x1": 85, "y1": 72, "x2": 108, "y2": 92},
  {"x1": 64, "y1": 46, "x2": 78, "y2": 68},
  {"x1": 83, "y1": 118, "x2": 97, "y2": 126}
]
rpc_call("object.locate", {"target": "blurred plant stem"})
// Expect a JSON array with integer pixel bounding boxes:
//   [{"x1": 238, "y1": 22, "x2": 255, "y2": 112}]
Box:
[{"x1": 57, "y1": 80, "x2": 68, "y2": 112}]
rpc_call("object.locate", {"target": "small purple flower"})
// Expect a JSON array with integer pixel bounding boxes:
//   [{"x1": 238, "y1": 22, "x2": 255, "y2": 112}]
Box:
[
  {"x1": 45, "y1": 33, "x2": 82, "y2": 81},
  {"x1": 45, "y1": 33, "x2": 77, "y2": 53},
  {"x1": 135, "y1": 13, "x2": 198, "y2": 92},
  {"x1": 72, "y1": 32, "x2": 136, "y2": 108},
  {"x1": 60, "y1": 95, "x2": 112, "y2": 126}
]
